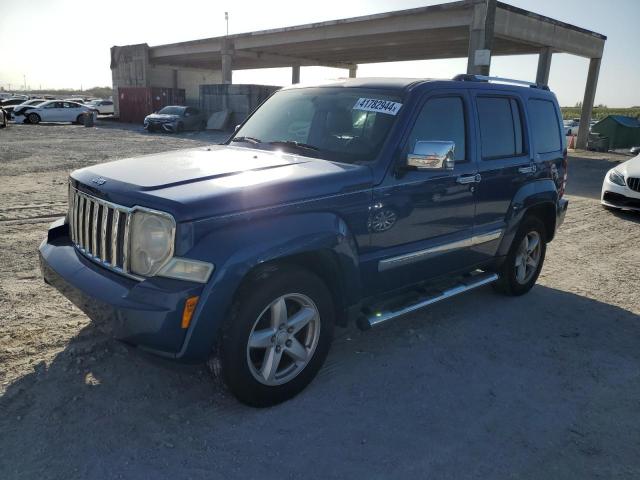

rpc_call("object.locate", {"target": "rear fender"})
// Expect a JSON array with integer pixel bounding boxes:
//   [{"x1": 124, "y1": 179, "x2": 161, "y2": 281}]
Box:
[
  {"x1": 497, "y1": 179, "x2": 558, "y2": 257},
  {"x1": 176, "y1": 212, "x2": 361, "y2": 361}
]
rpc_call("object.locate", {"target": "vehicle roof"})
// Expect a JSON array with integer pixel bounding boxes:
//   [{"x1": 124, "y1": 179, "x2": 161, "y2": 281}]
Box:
[{"x1": 284, "y1": 77, "x2": 555, "y2": 97}]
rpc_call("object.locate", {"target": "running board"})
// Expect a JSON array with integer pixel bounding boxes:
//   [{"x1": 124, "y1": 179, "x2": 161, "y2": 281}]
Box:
[{"x1": 358, "y1": 272, "x2": 499, "y2": 330}]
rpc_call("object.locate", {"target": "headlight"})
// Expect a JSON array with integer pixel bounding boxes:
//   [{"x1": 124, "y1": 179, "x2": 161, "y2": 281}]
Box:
[
  {"x1": 129, "y1": 209, "x2": 175, "y2": 276},
  {"x1": 608, "y1": 169, "x2": 626, "y2": 187}
]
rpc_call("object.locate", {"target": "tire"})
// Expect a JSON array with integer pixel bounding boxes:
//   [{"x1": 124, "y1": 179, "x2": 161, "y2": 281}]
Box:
[
  {"x1": 176, "y1": 122, "x2": 184, "y2": 133},
  {"x1": 493, "y1": 216, "x2": 547, "y2": 296},
  {"x1": 27, "y1": 113, "x2": 40, "y2": 124},
  {"x1": 76, "y1": 114, "x2": 85, "y2": 125},
  {"x1": 217, "y1": 266, "x2": 334, "y2": 407}
]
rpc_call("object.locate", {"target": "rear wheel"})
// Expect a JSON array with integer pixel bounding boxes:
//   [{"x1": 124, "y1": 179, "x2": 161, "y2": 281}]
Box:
[
  {"x1": 216, "y1": 266, "x2": 334, "y2": 407},
  {"x1": 75, "y1": 114, "x2": 85, "y2": 125},
  {"x1": 27, "y1": 113, "x2": 40, "y2": 124},
  {"x1": 494, "y1": 217, "x2": 546, "y2": 296}
]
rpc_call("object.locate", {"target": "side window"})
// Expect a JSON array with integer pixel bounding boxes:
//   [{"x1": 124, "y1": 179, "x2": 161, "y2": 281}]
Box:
[
  {"x1": 528, "y1": 99, "x2": 561, "y2": 153},
  {"x1": 477, "y1": 97, "x2": 525, "y2": 159},
  {"x1": 44, "y1": 102, "x2": 58, "y2": 109},
  {"x1": 406, "y1": 96, "x2": 466, "y2": 162},
  {"x1": 104, "y1": 101, "x2": 113, "y2": 106}
]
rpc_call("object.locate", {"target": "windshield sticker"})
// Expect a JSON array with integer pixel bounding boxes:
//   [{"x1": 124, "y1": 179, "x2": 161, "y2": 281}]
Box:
[{"x1": 353, "y1": 98, "x2": 402, "y2": 115}]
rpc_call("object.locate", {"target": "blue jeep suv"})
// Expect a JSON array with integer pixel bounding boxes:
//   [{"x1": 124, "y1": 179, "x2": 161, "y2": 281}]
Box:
[{"x1": 40, "y1": 75, "x2": 568, "y2": 406}]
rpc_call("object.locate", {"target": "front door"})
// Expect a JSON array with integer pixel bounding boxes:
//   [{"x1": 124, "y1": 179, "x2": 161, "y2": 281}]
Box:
[
  {"x1": 40, "y1": 101, "x2": 64, "y2": 121},
  {"x1": 365, "y1": 92, "x2": 478, "y2": 294}
]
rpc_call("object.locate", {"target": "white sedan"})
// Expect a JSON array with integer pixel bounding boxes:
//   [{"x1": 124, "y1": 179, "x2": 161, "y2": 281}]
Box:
[
  {"x1": 86, "y1": 99, "x2": 114, "y2": 114},
  {"x1": 601, "y1": 154, "x2": 640, "y2": 212},
  {"x1": 12, "y1": 100, "x2": 96, "y2": 124}
]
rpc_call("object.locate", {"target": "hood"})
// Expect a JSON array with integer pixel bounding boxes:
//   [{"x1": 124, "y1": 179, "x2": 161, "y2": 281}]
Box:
[
  {"x1": 71, "y1": 145, "x2": 372, "y2": 221},
  {"x1": 618, "y1": 154, "x2": 640, "y2": 177},
  {"x1": 145, "y1": 113, "x2": 180, "y2": 121}
]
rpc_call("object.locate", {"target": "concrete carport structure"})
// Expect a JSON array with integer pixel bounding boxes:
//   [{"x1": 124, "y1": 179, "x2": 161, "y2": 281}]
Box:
[{"x1": 121, "y1": 0, "x2": 606, "y2": 148}]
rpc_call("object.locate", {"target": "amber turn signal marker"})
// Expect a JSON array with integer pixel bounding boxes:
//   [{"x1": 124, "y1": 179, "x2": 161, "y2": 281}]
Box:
[{"x1": 181, "y1": 296, "x2": 199, "y2": 329}]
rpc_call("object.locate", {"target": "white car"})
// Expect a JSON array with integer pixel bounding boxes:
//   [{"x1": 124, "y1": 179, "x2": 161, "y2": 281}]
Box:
[
  {"x1": 86, "y1": 99, "x2": 114, "y2": 114},
  {"x1": 12, "y1": 100, "x2": 96, "y2": 124},
  {"x1": 601, "y1": 154, "x2": 640, "y2": 212}
]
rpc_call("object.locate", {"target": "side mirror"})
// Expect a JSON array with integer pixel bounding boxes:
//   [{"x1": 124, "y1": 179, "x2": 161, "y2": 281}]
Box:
[{"x1": 407, "y1": 141, "x2": 455, "y2": 170}]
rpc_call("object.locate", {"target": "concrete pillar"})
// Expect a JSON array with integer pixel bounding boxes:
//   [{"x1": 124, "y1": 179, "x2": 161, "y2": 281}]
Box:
[
  {"x1": 576, "y1": 57, "x2": 602, "y2": 150},
  {"x1": 292, "y1": 65, "x2": 300, "y2": 84},
  {"x1": 348, "y1": 65, "x2": 357, "y2": 78},
  {"x1": 221, "y1": 38, "x2": 234, "y2": 85},
  {"x1": 466, "y1": 0, "x2": 497, "y2": 76},
  {"x1": 172, "y1": 69, "x2": 178, "y2": 89},
  {"x1": 535, "y1": 47, "x2": 552, "y2": 85}
]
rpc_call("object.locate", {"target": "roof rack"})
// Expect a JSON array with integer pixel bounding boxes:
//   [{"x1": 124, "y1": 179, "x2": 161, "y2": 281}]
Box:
[{"x1": 452, "y1": 74, "x2": 549, "y2": 90}]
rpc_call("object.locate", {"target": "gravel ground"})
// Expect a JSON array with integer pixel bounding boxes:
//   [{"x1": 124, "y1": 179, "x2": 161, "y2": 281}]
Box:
[{"x1": 1, "y1": 122, "x2": 639, "y2": 479}]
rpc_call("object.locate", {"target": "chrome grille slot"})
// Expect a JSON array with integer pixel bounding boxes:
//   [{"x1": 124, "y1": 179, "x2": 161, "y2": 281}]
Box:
[
  {"x1": 68, "y1": 185, "x2": 132, "y2": 275},
  {"x1": 628, "y1": 177, "x2": 640, "y2": 193}
]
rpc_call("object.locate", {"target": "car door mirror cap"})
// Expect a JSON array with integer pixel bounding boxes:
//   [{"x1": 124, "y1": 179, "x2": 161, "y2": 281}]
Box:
[{"x1": 407, "y1": 141, "x2": 455, "y2": 170}]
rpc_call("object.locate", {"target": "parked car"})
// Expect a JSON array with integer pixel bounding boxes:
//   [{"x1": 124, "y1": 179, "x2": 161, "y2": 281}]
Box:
[
  {"x1": 86, "y1": 99, "x2": 114, "y2": 115},
  {"x1": 12, "y1": 100, "x2": 96, "y2": 124},
  {"x1": 563, "y1": 119, "x2": 580, "y2": 136},
  {"x1": 630, "y1": 146, "x2": 640, "y2": 155},
  {"x1": 40, "y1": 75, "x2": 568, "y2": 406},
  {"x1": 601, "y1": 153, "x2": 640, "y2": 211},
  {"x1": 9, "y1": 99, "x2": 47, "y2": 118},
  {"x1": 144, "y1": 106, "x2": 207, "y2": 132}
]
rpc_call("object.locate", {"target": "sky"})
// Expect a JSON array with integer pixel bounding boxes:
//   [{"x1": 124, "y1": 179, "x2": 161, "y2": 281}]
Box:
[{"x1": 0, "y1": 0, "x2": 638, "y2": 107}]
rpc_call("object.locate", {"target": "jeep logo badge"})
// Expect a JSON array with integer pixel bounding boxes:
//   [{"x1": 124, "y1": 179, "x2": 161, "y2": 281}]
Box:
[{"x1": 91, "y1": 177, "x2": 106, "y2": 185}]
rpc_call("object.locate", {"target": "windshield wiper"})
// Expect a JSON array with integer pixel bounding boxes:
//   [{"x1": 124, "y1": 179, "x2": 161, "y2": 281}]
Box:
[
  {"x1": 268, "y1": 140, "x2": 319, "y2": 152},
  {"x1": 231, "y1": 136, "x2": 261, "y2": 145}
]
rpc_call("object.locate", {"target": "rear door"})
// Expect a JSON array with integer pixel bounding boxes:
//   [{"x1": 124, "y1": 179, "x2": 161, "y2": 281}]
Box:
[
  {"x1": 471, "y1": 91, "x2": 533, "y2": 261},
  {"x1": 62, "y1": 102, "x2": 82, "y2": 122},
  {"x1": 367, "y1": 91, "x2": 479, "y2": 293}
]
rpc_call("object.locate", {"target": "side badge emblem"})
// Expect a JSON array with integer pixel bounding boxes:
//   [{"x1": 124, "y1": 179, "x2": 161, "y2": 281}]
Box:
[{"x1": 91, "y1": 177, "x2": 106, "y2": 186}]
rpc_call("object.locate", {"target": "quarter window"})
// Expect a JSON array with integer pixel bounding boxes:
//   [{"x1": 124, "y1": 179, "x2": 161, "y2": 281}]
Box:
[
  {"x1": 477, "y1": 97, "x2": 525, "y2": 159},
  {"x1": 528, "y1": 99, "x2": 561, "y2": 153},
  {"x1": 406, "y1": 96, "x2": 466, "y2": 162}
]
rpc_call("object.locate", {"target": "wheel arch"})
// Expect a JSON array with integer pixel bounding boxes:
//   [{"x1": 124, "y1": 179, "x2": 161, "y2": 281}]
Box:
[
  {"x1": 175, "y1": 212, "x2": 362, "y2": 361},
  {"x1": 497, "y1": 179, "x2": 559, "y2": 257}
]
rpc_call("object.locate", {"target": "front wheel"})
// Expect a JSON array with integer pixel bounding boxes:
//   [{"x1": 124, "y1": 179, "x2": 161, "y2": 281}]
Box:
[
  {"x1": 27, "y1": 113, "x2": 41, "y2": 124},
  {"x1": 216, "y1": 266, "x2": 334, "y2": 407},
  {"x1": 493, "y1": 217, "x2": 546, "y2": 296}
]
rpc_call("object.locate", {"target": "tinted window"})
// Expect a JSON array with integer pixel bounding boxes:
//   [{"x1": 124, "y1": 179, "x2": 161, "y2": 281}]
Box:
[
  {"x1": 406, "y1": 97, "x2": 466, "y2": 162},
  {"x1": 477, "y1": 97, "x2": 524, "y2": 159},
  {"x1": 104, "y1": 101, "x2": 113, "y2": 105},
  {"x1": 528, "y1": 99, "x2": 561, "y2": 153}
]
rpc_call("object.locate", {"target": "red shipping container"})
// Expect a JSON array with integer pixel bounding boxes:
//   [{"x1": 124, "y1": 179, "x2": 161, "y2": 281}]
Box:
[{"x1": 118, "y1": 87, "x2": 186, "y2": 123}]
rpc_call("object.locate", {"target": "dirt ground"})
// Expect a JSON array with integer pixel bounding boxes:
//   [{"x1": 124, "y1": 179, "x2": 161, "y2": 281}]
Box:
[{"x1": 1, "y1": 122, "x2": 639, "y2": 479}]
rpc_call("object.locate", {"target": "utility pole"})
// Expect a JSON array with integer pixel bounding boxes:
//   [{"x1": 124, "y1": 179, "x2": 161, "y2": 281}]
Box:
[{"x1": 225, "y1": 12, "x2": 229, "y2": 36}]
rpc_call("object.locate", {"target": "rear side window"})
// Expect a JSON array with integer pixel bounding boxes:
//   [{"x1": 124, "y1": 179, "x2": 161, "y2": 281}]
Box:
[
  {"x1": 477, "y1": 97, "x2": 524, "y2": 159},
  {"x1": 528, "y1": 99, "x2": 561, "y2": 153},
  {"x1": 406, "y1": 96, "x2": 466, "y2": 162}
]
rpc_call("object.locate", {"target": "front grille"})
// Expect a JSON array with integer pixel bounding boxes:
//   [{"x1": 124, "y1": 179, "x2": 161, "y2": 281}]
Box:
[
  {"x1": 627, "y1": 177, "x2": 640, "y2": 193},
  {"x1": 68, "y1": 184, "x2": 132, "y2": 275}
]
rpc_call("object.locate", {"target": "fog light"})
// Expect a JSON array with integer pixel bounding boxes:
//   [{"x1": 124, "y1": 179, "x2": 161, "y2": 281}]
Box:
[
  {"x1": 158, "y1": 258, "x2": 214, "y2": 283},
  {"x1": 182, "y1": 296, "x2": 199, "y2": 329}
]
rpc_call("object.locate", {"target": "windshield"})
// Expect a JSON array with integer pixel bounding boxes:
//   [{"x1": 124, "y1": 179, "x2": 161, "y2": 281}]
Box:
[
  {"x1": 158, "y1": 106, "x2": 185, "y2": 115},
  {"x1": 231, "y1": 87, "x2": 403, "y2": 163}
]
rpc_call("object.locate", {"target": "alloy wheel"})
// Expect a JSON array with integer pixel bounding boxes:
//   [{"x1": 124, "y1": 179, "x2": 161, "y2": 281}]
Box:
[{"x1": 246, "y1": 293, "x2": 321, "y2": 386}]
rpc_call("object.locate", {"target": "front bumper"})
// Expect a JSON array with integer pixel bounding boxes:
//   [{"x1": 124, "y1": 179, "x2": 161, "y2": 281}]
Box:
[
  {"x1": 601, "y1": 175, "x2": 640, "y2": 211},
  {"x1": 144, "y1": 121, "x2": 177, "y2": 133},
  {"x1": 39, "y1": 219, "x2": 204, "y2": 358}
]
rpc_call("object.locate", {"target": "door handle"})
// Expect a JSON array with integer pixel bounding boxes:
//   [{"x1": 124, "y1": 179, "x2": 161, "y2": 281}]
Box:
[
  {"x1": 518, "y1": 164, "x2": 537, "y2": 174},
  {"x1": 456, "y1": 174, "x2": 481, "y2": 185}
]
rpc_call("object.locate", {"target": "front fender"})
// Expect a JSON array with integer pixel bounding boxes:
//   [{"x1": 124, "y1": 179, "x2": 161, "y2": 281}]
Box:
[
  {"x1": 176, "y1": 212, "x2": 361, "y2": 361},
  {"x1": 497, "y1": 179, "x2": 559, "y2": 257}
]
